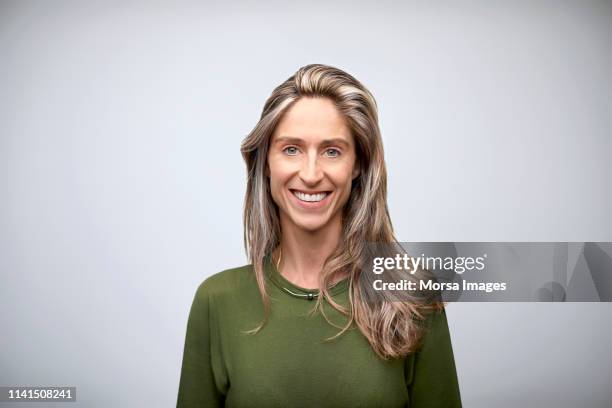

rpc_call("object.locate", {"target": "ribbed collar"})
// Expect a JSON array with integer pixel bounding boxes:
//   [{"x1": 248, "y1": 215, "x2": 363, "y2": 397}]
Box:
[{"x1": 264, "y1": 254, "x2": 350, "y2": 299}]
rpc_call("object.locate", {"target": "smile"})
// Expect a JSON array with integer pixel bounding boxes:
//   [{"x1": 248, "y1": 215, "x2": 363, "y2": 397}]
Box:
[{"x1": 290, "y1": 190, "x2": 330, "y2": 203}]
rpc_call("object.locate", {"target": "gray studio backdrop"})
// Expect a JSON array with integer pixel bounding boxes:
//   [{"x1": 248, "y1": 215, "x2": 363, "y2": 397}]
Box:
[{"x1": 1, "y1": 1, "x2": 611, "y2": 407}]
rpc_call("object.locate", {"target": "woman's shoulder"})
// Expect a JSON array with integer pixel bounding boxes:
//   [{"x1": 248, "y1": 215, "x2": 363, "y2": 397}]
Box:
[{"x1": 195, "y1": 263, "x2": 257, "y2": 299}]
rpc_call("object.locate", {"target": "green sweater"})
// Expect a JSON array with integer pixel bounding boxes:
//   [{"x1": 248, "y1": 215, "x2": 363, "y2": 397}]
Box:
[{"x1": 177, "y1": 256, "x2": 462, "y2": 407}]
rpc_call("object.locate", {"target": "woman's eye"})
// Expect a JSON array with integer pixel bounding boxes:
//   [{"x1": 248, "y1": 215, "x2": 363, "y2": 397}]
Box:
[
  {"x1": 325, "y1": 148, "x2": 340, "y2": 158},
  {"x1": 283, "y1": 146, "x2": 299, "y2": 156}
]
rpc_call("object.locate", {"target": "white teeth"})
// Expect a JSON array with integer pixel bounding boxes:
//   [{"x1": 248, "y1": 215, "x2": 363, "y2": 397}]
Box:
[{"x1": 293, "y1": 191, "x2": 328, "y2": 202}]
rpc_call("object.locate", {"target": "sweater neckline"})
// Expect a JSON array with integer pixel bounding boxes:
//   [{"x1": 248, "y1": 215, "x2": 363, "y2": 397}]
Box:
[{"x1": 264, "y1": 255, "x2": 350, "y2": 298}]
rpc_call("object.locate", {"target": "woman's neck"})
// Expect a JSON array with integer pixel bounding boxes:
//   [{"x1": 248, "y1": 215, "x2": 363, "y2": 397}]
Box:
[{"x1": 276, "y1": 215, "x2": 342, "y2": 289}]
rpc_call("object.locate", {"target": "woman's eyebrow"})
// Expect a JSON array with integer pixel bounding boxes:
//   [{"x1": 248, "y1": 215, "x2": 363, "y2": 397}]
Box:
[
  {"x1": 321, "y1": 138, "x2": 350, "y2": 147},
  {"x1": 273, "y1": 136, "x2": 303, "y2": 145}
]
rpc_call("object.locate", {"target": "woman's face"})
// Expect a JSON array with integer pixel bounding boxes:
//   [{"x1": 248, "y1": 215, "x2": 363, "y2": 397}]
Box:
[{"x1": 267, "y1": 97, "x2": 359, "y2": 234}]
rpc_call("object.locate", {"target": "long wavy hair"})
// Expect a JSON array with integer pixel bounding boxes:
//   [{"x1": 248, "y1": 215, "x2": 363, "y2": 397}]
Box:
[{"x1": 240, "y1": 64, "x2": 438, "y2": 360}]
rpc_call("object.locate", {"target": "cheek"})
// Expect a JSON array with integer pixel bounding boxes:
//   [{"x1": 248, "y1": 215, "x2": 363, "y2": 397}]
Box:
[
  {"x1": 268, "y1": 155, "x2": 300, "y2": 184},
  {"x1": 269, "y1": 168, "x2": 287, "y2": 187},
  {"x1": 339, "y1": 158, "x2": 358, "y2": 183},
  {"x1": 267, "y1": 160, "x2": 292, "y2": 200},
  {"x1": 331, "y1": 164, "x2": 357, "y2": 196},
  {"x1": 268, "y1": 171, "x2": 282, "y2": 203}
]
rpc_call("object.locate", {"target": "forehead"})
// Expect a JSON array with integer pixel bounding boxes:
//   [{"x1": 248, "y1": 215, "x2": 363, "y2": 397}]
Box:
[{"x1": 271, "y1": 97, "x2": 352, "y2": 143}]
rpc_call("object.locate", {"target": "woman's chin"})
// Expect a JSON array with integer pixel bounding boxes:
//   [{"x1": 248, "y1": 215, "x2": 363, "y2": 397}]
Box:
[{"x1": 289, "y1": 216, "x2": 333, "y2": 234}]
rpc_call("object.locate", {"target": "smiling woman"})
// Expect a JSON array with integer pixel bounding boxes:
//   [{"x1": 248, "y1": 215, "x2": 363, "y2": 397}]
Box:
[{"x1": 177, "y1": 64, "x2": 462, "y2": 407}]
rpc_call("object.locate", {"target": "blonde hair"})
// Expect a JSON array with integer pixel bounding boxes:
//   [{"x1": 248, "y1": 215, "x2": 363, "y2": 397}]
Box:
[{"x1": 240, "y1": 64, "x2": 439, "y2": 359}]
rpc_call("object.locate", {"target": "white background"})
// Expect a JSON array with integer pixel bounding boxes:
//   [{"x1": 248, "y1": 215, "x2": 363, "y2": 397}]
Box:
[{"x1": 1, "y1": 1, "x2": 611, "y2": 407}]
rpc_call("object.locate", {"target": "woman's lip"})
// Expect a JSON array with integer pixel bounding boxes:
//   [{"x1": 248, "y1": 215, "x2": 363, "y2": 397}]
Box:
[
  {"x1": 288, "y1": 189, "x2": 333, "y2": 209},
  {"x1": 289, "y1": 189, "x2": 331, "y2": 194}
]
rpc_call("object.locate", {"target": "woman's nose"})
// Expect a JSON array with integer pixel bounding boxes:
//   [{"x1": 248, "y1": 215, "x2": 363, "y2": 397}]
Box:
[{"x1": 299, "y1": 153, "x2": 324, "y2": 186}]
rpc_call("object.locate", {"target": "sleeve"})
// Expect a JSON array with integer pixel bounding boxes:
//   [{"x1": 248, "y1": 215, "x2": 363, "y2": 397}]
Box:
[
  {"x1": 406, "y1": 308, "x2": 462, "y2": 407},
  {"x1": 177, "y1": 281, "x2": 225, "y2": 407}
]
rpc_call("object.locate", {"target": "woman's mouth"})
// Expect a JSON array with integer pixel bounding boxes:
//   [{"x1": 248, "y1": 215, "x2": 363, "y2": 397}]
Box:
[
  {"x1": 289, "y1": 189, "x2": 333, "y2": 208},
  {"x1": 292, "y1": 190, "x2": 329, "y2": 202}
]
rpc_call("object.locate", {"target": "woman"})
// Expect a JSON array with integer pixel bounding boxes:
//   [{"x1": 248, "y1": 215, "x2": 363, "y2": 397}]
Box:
[{"x1": 177, "y1": 64, "x2": 461, "y2": 407}]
